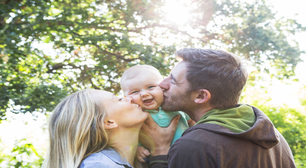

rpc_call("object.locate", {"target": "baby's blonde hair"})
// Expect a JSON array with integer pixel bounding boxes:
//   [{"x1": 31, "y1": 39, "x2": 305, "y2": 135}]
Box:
[
  {"x1": 42, "y1": 89, "x2": 108, "y2": 168},
  {"x1": 120, "y1": 65, "x2": 162, "y2": 91}
]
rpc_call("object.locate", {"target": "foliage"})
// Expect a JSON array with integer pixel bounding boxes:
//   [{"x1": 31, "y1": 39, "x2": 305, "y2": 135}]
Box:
[
  {"x1": 211, "y1": 0, "x2": 305, "y2": 78},
  {"x1": 0, "y1": 139, "x2": 44, "y2": 168},
  {"x1": 0, "y1": 0, "x2": 305, "y2": 118},
  {"x1": 1, "y1": 0, "x2": 305, "y2": 166},
  {"x1": 250, "y1": 102, "x2": 306, "y2": 167},
  {"x1": 241, "y1": 79, "x2": 306, "y2": 167},
  {"x1": 299, "y1": 85, "x2": 306, "y2": 107}
]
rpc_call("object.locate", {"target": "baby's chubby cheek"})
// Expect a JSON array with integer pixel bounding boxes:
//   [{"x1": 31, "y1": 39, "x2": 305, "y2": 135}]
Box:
[{"x1": 126, "y1": 95, "x2": 144, "y2": 108}]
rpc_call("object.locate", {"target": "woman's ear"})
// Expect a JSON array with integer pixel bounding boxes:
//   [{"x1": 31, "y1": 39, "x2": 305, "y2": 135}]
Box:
[
  {"x1": 194, "y1": 89, "x2": 211, "y2": 104},
  {"x1": 104, "y1": 119, "x2": 118, "y2": 129}
]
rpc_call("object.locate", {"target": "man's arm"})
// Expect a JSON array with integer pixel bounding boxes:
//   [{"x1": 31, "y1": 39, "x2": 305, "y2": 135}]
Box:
[
  {"x1": 149, "y1": 155, "x2": 168, "y2": 168},
  {"x1": 149, "y1": 136, "x2": 215, "y2": 168},
  {"x1": 169, "y1": 127, "x2": 220, "y2": 168},
  {"x1": 140, "y1": 115, "x2": 180, "y2": 167}
]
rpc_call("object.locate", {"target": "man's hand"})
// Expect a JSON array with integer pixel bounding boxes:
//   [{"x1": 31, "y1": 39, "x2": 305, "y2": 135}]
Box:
[
  {"x1": 188, "y1": 119, "x2": 196, "y2": 127},
  {"x1": 136, "y1": 146, "x2": 150, "y2": 162},
  {"x1": 140, "y1": 115, "x2": 180, "y2": 156}
]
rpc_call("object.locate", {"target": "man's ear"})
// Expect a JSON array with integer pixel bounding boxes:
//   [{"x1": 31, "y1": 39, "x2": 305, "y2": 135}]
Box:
[
  {"x1": 194, "y1": 89, "x2": 211, "y2": 104},
  {"x1": 104, "y1": 119, "x2": 118, "y2": 129}
]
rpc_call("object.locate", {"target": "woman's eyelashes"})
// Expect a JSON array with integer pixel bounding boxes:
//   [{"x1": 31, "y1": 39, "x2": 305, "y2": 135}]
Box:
[{"x1": 118, "y1": 98, "x2": 123, "y2": 101}]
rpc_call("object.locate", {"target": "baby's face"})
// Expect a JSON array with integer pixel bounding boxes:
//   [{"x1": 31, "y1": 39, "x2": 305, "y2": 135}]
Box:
[{"x1": 122, "y1": 70, "x2": 164, "y2": 111}]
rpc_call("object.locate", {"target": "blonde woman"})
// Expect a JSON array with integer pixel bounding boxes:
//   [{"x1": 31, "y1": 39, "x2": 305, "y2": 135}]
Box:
[{"x1": 42, "y1": 89, "x2": 179, "y2": 168}]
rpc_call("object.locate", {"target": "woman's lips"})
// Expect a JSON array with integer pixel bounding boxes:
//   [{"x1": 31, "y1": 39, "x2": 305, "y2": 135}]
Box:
[{"x1": 133, "y1": 103, "x2": 140, "y2": 108}]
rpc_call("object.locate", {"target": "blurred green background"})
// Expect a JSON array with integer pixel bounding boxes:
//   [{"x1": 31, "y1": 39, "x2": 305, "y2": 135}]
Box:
[{"x1": 0, "y1": 0, "x2": 305, "y2": 167}]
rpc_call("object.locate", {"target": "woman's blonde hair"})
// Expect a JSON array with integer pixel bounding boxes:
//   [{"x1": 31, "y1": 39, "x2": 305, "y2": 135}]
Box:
[{"x1": 42, "y1": 89, "x2": 108, "y2": 168}]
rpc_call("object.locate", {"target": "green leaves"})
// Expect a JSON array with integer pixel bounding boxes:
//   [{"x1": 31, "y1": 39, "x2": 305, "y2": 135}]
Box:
[
  {"x1": 0, "y1": 1, "x2": 305, "y2": 166},
  {"x1": 0, "y1": 0, "x2": 304, "y2": 118},
  {"x1": 211, "y1": 0, "x2": 303, "y2": 78},
  {"x1": 253, "y1": 102, "x2": 306, "y2": 167},
  {"x1": 0, "y1": 139, "x2": 44, "y2": 167}
]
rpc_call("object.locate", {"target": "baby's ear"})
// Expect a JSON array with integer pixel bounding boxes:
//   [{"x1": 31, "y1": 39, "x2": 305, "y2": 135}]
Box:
[
  {"x1": 194, "y1": 89, "x2": 211, "y2": 104},
  {"x1": 104, "y1": 120, "x2": 118, "y2": 129}
]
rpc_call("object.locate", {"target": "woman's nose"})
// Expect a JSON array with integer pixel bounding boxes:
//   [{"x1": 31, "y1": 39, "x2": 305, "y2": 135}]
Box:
[{"x1": 123, "y1": 97, "x2": 134, "y2": 103}]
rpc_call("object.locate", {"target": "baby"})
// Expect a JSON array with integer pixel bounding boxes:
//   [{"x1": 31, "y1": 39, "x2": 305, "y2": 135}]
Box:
[{"x1": 120, "y1": 65, "x2": 194, "y2": 162}]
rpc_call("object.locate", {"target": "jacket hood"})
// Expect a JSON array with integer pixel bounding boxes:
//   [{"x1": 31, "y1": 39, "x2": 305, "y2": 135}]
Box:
[{"x1": 184, "y1": 105, "x2": 280, "y2": 149}]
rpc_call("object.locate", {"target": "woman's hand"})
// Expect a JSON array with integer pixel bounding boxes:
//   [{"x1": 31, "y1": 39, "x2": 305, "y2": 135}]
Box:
[{"x1": 140, "y1": 115, "x2": 180, "y2": 156}]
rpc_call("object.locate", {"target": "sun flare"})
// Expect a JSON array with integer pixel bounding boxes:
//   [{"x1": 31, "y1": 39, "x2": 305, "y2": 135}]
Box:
[{"x1": 162, "y1": 0, "x2": 192, "y2": 26}]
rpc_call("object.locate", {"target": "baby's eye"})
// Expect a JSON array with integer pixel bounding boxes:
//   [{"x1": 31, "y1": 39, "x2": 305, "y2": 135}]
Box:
[
  {"x1": 131, "y1": 91, "x2": 138, "y2": 94},
  {"x1": 148, "y1": 86, "x2": 155, "y2": 89},
  {"x1": 171, "y1": 79, "x2": 175, "y2": 84},
  {"x1": 118, "y1": 98, "x2": 123, "y2": 101}
]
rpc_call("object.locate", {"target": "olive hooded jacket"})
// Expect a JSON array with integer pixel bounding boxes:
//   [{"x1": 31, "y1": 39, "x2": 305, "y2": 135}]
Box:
[{"x1": 149, "y1": 105, "x2": 296, "y2": 168}]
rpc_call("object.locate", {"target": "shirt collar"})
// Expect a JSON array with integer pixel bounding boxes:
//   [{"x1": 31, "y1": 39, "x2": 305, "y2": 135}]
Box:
[
  {"x1": 146, "y1": 106, "x2": 162, "y2": 113},
  {"x1": 101, "y1": 147, "x2": 133, "y2": 168}
]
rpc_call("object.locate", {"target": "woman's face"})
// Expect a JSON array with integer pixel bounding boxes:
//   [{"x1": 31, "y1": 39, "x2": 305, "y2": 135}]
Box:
[{"x1": 91, "y1": 90, "x2": 149, "y2": 128}]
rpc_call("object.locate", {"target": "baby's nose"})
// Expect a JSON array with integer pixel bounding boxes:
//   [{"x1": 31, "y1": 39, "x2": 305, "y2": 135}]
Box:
[{"x1": 140, "y1": 91, "x2": 149, "y2": 97}]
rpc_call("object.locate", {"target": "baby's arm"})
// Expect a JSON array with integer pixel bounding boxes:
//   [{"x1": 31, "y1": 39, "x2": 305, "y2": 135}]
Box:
[
  {"x1": 136, "y1": 146, "x2": 150, "y2": 162},
  {"x1": 187, "y1": 119, "x2": 196, "y2": 127}
]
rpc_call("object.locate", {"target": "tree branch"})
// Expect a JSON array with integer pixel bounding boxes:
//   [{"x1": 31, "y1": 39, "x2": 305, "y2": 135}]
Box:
[
  {"x1": 46, "y1": 63, "x2": 79, "y2": 73},
  {"x1": 93, "y1": 44, "x2": 140, "y2": 62}
]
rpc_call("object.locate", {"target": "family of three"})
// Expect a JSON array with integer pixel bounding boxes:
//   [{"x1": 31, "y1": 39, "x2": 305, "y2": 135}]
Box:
[{"x1": 42, "y1": 48, "x2": 296, "y2": 168}]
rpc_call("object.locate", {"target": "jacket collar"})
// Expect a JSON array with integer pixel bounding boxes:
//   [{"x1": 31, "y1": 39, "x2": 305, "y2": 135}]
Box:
[{"x1": 101, "y1": 147, "x2": 133, "y2": 168}]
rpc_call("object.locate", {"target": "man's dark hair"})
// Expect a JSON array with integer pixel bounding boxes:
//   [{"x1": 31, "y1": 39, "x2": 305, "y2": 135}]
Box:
[{"x1": 176, "y1": 48, "x2": 248, "y2": 109}]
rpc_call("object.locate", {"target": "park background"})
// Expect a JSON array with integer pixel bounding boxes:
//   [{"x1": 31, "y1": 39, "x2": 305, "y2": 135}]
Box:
[{"x1": 0, "y1": 0, "x2": 306, "y2": 167}]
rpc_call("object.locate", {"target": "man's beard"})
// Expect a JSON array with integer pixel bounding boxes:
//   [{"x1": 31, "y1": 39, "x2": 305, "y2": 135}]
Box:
[{"x1": 161, "y1": 90, "x2": 193, "y2": 112}]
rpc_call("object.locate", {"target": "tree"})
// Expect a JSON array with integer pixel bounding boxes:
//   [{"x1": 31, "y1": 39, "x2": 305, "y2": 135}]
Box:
[{"x1": 0, "y1": 0, "x2": 305, "y2": 118}]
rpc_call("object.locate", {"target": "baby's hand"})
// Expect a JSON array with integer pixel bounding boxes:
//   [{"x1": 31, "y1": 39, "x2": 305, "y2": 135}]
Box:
[
  {"x1": 136, "y1": 146, "x2": 150, "y2": 162},
  {"x1": 188, "y1": 119, "x2": 196, "y2": 127}
]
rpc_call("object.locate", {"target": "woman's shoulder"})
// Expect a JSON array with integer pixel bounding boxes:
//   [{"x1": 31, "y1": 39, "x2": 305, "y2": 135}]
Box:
[
  {"x1": 79, "y1": 150, "x2": 112, "y2": 168},
  {"x1": 79, "y1": 148, "x2": 132, "y2": 168}
]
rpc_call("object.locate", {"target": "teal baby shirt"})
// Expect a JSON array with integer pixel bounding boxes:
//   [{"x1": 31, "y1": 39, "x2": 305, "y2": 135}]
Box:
[{"x1": 147, "y1": 107, "x2": 190, "y2": 145}]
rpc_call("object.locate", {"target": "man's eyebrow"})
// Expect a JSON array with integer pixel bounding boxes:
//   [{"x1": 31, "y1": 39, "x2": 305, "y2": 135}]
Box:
[{"x1": 171, "y1": 74, "x2": 177, "y2": 83}]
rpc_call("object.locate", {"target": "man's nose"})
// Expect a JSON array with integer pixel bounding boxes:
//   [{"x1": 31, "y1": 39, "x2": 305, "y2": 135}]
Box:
[{"x1": 159, "y1": 78, "x2": 169, "y2": 90}]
